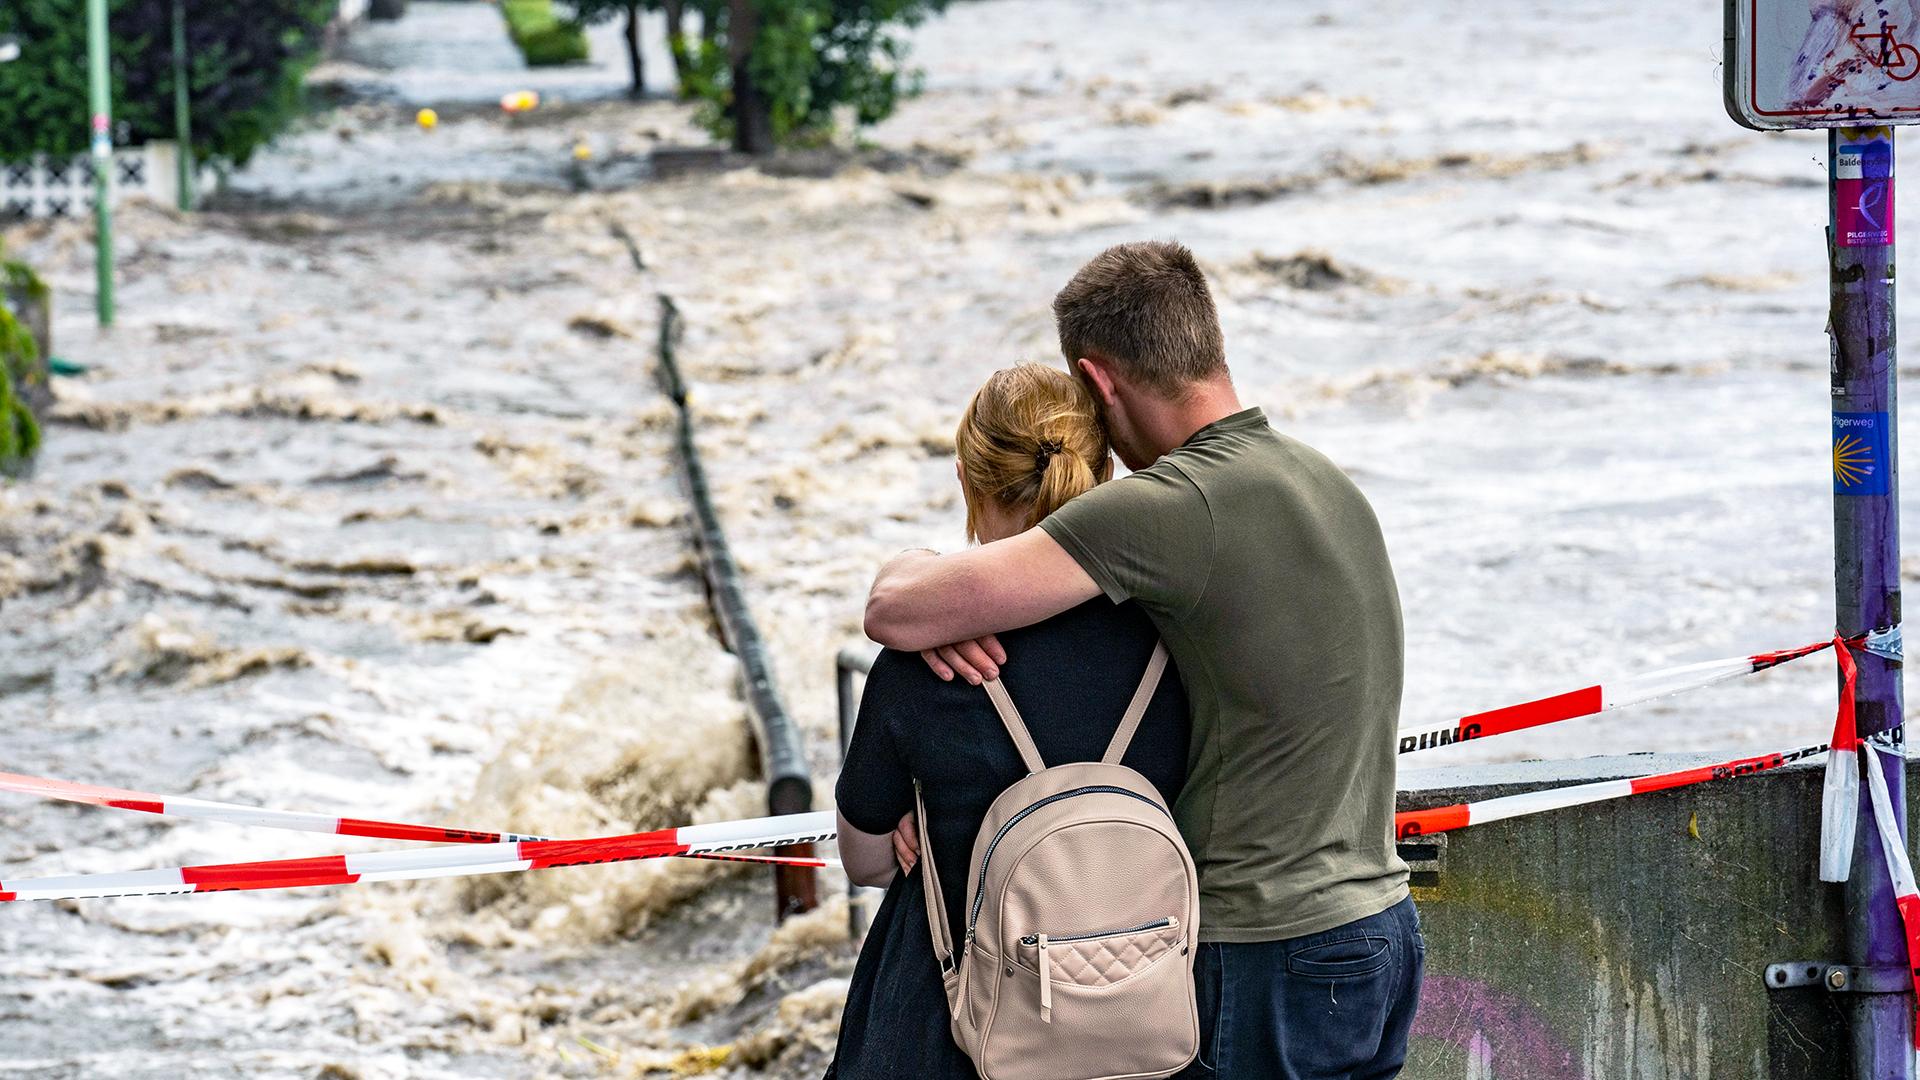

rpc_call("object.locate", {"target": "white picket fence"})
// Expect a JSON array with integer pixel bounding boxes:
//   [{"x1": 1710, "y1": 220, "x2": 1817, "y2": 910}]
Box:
[{"x1": 1, "y1": 142, "x2": 189, "y2": 221}]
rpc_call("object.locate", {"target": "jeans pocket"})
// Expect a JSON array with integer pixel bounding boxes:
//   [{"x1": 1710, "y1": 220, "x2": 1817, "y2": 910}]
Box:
[{"x1": 1285, "y1": 934, "x2": 1391, "y2": 980}]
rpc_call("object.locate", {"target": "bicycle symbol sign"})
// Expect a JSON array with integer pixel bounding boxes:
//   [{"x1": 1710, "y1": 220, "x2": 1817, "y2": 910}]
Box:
[{"x1": 1728, "y1": 0, "x2": 1920, "y2": 129}]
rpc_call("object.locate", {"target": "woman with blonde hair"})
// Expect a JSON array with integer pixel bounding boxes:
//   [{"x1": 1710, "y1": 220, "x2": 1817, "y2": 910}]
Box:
[{"x1": 826, "y1": 364, "x2": 1189, "y2": 1078}]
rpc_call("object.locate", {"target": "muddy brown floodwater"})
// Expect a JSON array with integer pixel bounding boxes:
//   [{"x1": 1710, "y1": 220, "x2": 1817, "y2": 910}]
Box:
[{"x1": 1, "y1": 0, "x2": 1909, "y2": 1076}]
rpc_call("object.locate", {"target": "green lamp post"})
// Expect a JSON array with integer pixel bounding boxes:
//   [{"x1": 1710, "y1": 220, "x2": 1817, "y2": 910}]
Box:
[{"x1": 87, "y1": 0, "x2": 113, "y2": 327}]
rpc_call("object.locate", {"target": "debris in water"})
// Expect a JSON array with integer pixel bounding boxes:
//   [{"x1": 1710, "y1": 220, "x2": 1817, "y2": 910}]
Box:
[{"x1": 1236, "y1": 249, "x2": 1386, "y2": 292}]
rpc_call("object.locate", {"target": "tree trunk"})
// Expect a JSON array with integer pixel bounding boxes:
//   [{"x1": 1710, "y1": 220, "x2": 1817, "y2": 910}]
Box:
[
  {"x1": 623, "y1": 2, "x2": 645, "y2": 99},
  {"x1": 728, "y1": 0, "x2": 773, "y2": 155},
  {"x1": 663, "y1": 0, "x2": 691, "y2": 92}
]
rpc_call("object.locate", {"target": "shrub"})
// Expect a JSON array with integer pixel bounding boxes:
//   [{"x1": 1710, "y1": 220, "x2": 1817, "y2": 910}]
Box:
[
  {"x1": 0, "y1": 0, "x2": 335, "y2": 167},
  {"x1": 0, "y1": 256, "x2": 44, "y2": 475},
  {"x1": 502, "y1": 0, "x2": 591, "y2": 66}
]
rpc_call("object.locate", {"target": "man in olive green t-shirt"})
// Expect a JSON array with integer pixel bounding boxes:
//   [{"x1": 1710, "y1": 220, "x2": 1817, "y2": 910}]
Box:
[{"x1": 865, "y1": 241, "x2": 1422, "y2": 1078}]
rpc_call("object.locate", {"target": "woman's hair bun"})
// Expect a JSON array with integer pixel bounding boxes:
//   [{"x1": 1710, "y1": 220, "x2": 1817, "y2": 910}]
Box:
[{"x1": 955, "y1": 365, "x2": 1112, "y2": 542}]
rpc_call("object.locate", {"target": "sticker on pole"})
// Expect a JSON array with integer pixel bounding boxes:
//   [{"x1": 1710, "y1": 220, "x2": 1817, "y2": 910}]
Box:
[
  {"x1": 1727, "y1": 1, "x2": 1920, "y2": 129},
  {"x1": 1833, "y1": 412, "x2": 1891, "y2": 495},
  {"x1": 1834, "y1": 137, "x2": 1896, "y2": 245}
]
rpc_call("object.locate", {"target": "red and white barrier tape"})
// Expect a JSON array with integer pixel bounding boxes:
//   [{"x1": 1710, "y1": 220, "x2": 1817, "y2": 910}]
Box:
[
  {"x1": 1863, "y1": 741, "x2": 1920, "y2": 1047},
  {"x1": 1396, "y1": 636, "x2": 1846, "y2": 756},
  {"x1": 0, "y1": 771, "x2": 831, "y2": 876},
  {"x1": 1394, "y1": 741, "x2": 1832, "y2": 839},
  {"x1": 2, "y1": 735, "x2": 1840, "y2": 901},
  {"x1": 4, "y1": 634, "x2": 1854, "y2": 839},
  {"x1": 0, "y1": 629, "x2": 1892, "y2": 903},
  {"x1": 0, "y1": 811, "x2": 837, "y2": 903},
  {"x1": 1821, "y1": 637, "x2": 1863, "y2": 882}
]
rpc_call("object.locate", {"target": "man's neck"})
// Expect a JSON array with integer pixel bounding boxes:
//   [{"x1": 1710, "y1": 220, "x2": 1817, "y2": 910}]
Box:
[{"x1": 1146, "y1": 379, "x2": 1244, "y2": 458}]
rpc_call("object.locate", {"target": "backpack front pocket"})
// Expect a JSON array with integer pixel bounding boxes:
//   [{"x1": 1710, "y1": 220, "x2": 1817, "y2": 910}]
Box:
[
  {"x1": 1016, "y1": 917, "x2": 1183, "y2": 998},
  {"x1": 987, "y1": 916, "x2": 1196, "y2": 1078}
]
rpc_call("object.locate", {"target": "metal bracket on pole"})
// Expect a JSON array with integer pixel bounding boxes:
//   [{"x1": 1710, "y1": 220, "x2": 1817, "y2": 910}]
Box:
[{"x1": 1766, "y1": 961, "x2": 1914, "y2": 994}]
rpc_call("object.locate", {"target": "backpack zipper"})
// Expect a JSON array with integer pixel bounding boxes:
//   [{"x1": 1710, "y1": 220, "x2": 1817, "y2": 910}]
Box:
[
  {"x1": 1038, "y1": 933, "x2": 1052, "y2": 1023},
  {"x1": 1019, "y1": 916, "x2": 1176, "y2": 948},
  {"x1": 962, "y1": 785, "x2": 1170, "y2": 949}
]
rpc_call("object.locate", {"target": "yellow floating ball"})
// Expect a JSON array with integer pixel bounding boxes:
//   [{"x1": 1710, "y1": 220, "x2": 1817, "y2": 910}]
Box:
[
  {"x1": 415, "y1": 108, "x2": 439, "y2": 130},
  {"x1": 572, "y1": 142, "x2": 593, "y2": 161},
  {"x1": 500, "y1": 90, "x2": 540, "y2": 114}
]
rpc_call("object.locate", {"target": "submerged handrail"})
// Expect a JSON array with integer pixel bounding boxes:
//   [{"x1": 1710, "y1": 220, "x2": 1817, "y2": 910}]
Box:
[{"x1": 657, "y1": 293, "x2": 816, "y2": 919}]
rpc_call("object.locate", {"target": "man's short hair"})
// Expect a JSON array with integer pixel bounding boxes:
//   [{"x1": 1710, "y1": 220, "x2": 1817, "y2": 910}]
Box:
[{"x1": 1052, "y1": 240, "x2": 1227, "y2": 396}]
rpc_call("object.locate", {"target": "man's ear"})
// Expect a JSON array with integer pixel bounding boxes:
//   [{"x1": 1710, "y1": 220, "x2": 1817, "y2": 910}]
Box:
[{"x1": 1076, "y1": 356, "x2": 1120, "y2": 408}]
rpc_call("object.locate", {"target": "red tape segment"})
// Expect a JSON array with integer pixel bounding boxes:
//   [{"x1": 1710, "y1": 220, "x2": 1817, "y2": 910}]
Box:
[
  {"x1": 182, "y1": 856, "x2": 359, "y2": 891},
  {"x1": 1819, "y1": 637, "x2": 1863, "y2": 882},
  {"x1": 1897, "y1": 893, "x2": 1920, "y2": 1048},
  {"x1": 1456, "y1": 686, "x2": 1604, "y2": 741}
]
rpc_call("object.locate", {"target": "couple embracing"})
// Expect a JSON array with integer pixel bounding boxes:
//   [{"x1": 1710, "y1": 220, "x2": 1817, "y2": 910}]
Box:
[{"x1": 830, "y1": 241, "x2": 1423, "y2": 1080}]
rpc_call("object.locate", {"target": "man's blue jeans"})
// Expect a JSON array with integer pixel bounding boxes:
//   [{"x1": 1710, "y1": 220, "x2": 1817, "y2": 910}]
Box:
[{"x1": 1173, "y1": 896, "x2": 1424, "y2": 1079}]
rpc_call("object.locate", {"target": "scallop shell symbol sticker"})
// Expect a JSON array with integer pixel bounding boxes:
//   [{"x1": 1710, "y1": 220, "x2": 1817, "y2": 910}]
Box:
[{"x1": 1833, "y1": 412, "x2": 1890, "y2": 496}]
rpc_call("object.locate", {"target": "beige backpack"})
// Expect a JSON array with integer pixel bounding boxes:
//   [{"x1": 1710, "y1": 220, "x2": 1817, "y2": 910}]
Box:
[{"x1": 915, "y1": 643, "x2": 1200, "y2": 1080}]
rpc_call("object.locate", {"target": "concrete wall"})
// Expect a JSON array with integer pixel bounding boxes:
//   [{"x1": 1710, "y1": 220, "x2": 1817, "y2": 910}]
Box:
[{"x1": 1399, "y1": 753, "x2": 1903, "y2": 1079}]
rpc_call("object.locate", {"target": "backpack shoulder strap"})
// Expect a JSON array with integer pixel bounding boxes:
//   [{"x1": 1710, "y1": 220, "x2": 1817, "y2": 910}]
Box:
[
  {"x1": 914, "y1": 779, "x2": 959, "y2": 973},
  {"x1": 983, "y1": 678, "x2": 1047, "y2": 773},
  {"x1": 1102, "y1": 642, "x2": 1170, "y2": 765}
]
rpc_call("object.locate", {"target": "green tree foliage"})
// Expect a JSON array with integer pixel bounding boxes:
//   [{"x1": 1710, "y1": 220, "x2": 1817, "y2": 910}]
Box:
[
  {"x1": 0, "y1": 249, "x2": 46, "y2": 475},
  {"x1": 665, "y1": 0, "x2": 720, "y2": 94},
  {"x1": 502, "y1": 0, "x2": 590, "y2": 67},
  {"x1": 685, "y1": 0, "x2": 944, "y2": 151},
  {"x1": 0, "y1": 0, "x2": 335, "y2": 166}
]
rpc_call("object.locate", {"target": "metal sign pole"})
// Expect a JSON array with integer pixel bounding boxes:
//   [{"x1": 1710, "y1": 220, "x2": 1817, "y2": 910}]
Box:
[
  {"x1": 86, "y1": 0, "x2": 114, "y2": 327},
  {"x1": 1828, "y1": 124, "x2": 1912, "y2": 1076}
]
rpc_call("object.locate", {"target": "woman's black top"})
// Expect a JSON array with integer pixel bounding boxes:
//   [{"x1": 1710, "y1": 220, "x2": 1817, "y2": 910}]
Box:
[{"x1": 826, "y1": 599, "x2": 1189, "y2": 1080}]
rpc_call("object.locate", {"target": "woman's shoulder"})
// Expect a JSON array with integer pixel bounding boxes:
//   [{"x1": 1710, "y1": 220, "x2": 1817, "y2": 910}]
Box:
[
  {"x1": 1006, "y1": 598, "x2": 1162, "y2": 657},
  {"x1": 991, "y1": 600, "x2": 1177, "y2": 710},
  {"x1": 863, "y1": 645, "x2": 988, "y2": 721},
  {"x1": 861, "y1": 599, "x2": 1169, "y2": 718}
]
